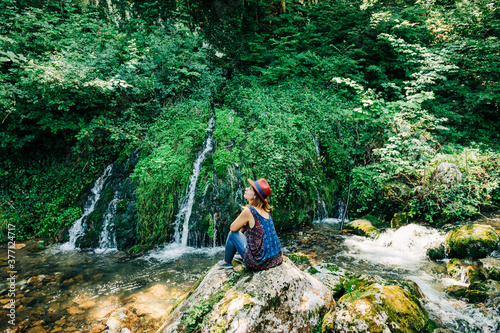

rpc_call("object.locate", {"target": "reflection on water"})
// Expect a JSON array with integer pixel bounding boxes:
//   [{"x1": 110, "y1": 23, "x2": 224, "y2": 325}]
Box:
[{"x1": 0, "y1": 243, "x2": 223, "y2": 332}]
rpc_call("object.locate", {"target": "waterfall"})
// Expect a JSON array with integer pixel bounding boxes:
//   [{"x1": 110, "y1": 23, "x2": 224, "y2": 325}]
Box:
[
  {"x1": 95, "y1": 193, "x2": 120, "y2": 253},
  {"x1": 314, "y1": 200, "x2": 349, "y2": 225},
  {"x1": 314, "y1": 190, "x2": 328, "y2": 222},
  {"x1": 312, "y1": 133, "x2": 320, "y2": 156},
  {"x1": 173, "y1": 116, "x2": 215, "y2": 246},
  {"x1": 60, "y1": 165, "x2": 113, "y2": 251},
  {"x1": 213, "y1": 213, "x2": 217, "y2": 248}
]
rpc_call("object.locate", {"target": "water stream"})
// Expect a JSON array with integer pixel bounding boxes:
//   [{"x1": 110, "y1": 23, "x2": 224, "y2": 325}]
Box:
[
  {"x1": 173, "y1": 115, "x2": 215, "y2": 247},
  {"x1": 2, "y1": 222, "x2": 499, "y2": 332},
  {"x1": 327, "y1": 224, "x2": 499, "y2": 332},
  {"x1": 60, "y1": 165, "x2": 113, "y2": 251},
  {"x1": 95, "y1": 192, "x2": 120, "y2": 253}
]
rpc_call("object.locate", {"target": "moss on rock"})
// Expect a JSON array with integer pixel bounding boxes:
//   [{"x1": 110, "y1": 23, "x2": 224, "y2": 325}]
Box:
[
  {"x1": 344, "y1": 217, "x2": 381, "y2": 238},
  {"x1": 326, "y1": 283, "x2": 429, "y2": 333},
  {"x1": 426, "y1": 242, "x2": 446, "y2": 260},
  {"x1": 446, "y1": 259, "x2": 463, "y2": 280},
  {"x1": 445, "y1": 224, "x2": 500, "y2": 259}
]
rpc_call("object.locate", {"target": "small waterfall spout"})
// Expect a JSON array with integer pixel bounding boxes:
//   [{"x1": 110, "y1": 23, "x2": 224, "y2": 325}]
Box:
[
  {"x1": 174, "y1": 116, "x2": 215, "y2": 247},
  {"x1": 60, "y1": 165, "x2": 113, "y2": 251},
  {"x1": 312, "y1": 133, "x2": 321, "y2": 156},
  {"x1": 95, "y1": 192, "x2": 120, "y2": 253},
  {"x1": 315, "y1": 190, "x2": 328, "y2": 222}
]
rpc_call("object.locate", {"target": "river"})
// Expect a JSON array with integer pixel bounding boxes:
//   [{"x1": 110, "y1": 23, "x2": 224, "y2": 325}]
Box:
[{"x1": 1, "y1": 220, "x2": 499, "y2": 332}]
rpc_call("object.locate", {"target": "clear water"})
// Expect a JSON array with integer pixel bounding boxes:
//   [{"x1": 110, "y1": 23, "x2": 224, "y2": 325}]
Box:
[{"x1": 0, "y1": 243, "x2": 223, "y2": 332}]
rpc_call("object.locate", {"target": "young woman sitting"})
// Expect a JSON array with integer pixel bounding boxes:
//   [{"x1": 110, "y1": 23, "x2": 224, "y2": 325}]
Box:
[{"x1": 218, "y1": 178, "x2": 283, "y2": 271}]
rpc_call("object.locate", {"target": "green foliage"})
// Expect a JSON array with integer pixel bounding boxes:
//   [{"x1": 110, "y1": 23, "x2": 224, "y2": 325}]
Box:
[
  {"x1": 132, "y1": 100, "x2": 213, "y2": 245},
  {"x1": 288, "y1": 252, "x2": 310, "y2": 265},
  {"x1": 179, "y1": 288, "x2": 226, "y2": 332},
  {"x1": 2, "y1": 0, "x2": 500, "y2": 243},
  {"x1": 0, "y1": 149, "x2": 116, "y2": 241},
  {"x1": 0, "y1": 1, "x2": 219, "y2": 242}
]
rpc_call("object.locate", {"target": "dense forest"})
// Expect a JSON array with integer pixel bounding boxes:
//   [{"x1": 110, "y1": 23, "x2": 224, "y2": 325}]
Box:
[{"x1": 1, "y1": 0, "x2": 499, "y2": 249}]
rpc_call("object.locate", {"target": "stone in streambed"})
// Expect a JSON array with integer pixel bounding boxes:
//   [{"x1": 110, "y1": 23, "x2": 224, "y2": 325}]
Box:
[
  {"x1": 324, "y1": 283, "x2": 429, "y2": 333},
  {"x1": 158, "y1": 258, "x2": 333, "y2": 332},
  {"x1": 27, "y1": 327, "x2": 47, "y2": 333},
  {"x1": 445, "y1": 224, "x2": 500, "y2": 259},
  {"x1": 343, "y1": 216, "x2": 381, "y2": 238},
  {"x1": 446, "y1": 258, "x2": 481, "y2": 284},
  {"x1": 426, "y1": 242, "x2": 446, "y2": 260}
]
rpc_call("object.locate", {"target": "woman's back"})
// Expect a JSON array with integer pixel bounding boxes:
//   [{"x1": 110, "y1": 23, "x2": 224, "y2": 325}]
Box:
[{"x1": 244, "y1": 206, "x2": 283, "y2": 270}]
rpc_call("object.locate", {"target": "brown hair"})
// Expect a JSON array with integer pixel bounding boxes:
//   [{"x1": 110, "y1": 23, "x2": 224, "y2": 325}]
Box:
[{"x1": 246, "y1": 187, "x2": 273, "y2": 212}]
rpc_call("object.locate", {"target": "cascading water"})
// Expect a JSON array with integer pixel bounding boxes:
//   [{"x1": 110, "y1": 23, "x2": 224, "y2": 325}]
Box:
[
  {"x1": 146, "y1": 116, "x2": 224, "y2": 262},
  {"x1": 174, "y1": 115, "x2": 215, "y2": 246},
  {"x1": 336, "y1": 224, "x2": 500, "y2": 332},
  {"x1": 213, "y1": 213, "x2": 217, "y2": 248},
  {"x1": 314, "y1": 189, "x2": 329, "y2": 222},
  {"x1": 60, "y1": 165, "x2": 113, "y2": 251},
  {"x1": 95, "y1": 192, "x2": 120, "y2": 253},
  {"x1": 311, "y1": 133, "x2": 331, "y2": 223},
  {"x1": 315, "y1": 200, "x2": 349, "y2": 225},
  {"x1": 312, "y1": 133, "x2": 321, "y2": 156}
]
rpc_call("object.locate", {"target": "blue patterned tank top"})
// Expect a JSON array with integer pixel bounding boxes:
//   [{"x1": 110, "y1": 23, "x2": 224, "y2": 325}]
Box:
[{"x1": 243, "y1": 206, "x2": 283, "y2": 270}]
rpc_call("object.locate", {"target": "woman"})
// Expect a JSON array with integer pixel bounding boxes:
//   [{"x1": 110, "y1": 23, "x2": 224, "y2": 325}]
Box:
[{"x1": 218, "y1": 178, "x2": 283, "y2": 270}]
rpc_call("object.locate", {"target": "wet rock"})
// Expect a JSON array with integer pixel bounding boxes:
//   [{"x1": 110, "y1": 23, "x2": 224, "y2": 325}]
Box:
[
  {"x1": 391, "y1": 212, "x2": 408, "y2": 228},
  {"x1": 323, "y1": 283, "x2": 429, "y2": 333},
  {"x1": 386, "y1": 279, "x2": 427, "y2": 301},
  {"x1": 446, "y1": 259, "x2": 481, "y2": 284},
  {"x1": 67, "y1": 306, "x2": 84, "y2": 315},
  {"x1": 446, "y1": 258, "x2": 463, "y2": 280},
  {"x1": 445, "y1": 224, "x2": 500, "y2": 259},
  {"x1": 27, "y1": 326, "x2": 47, "y2": 333},
  {"x1": 478, "y1": 257, "x2": 500, "y2": 281},
  {"x1": 124, "y1": 284, "x2": 182, "y2": 320},
  {"x1": 431, "y1": 162, "x2": 462, "y2": 186},
  {"x1": 79, "y1": 300, "x2": 96, "y2": 309},
  {"x1": 54, "y1": 319, "x2": 66, "y2": 326},
  {"x1": 427, "y1": 242, "x2": 446, "y2": 260},
  {"x1": 343, "y1": 216, "x2": 381, "y2": 238},
  {"x1": 88, "y1": 324, "x2": 106, "y2": 333},
  {"x1": 105, "y1": 308, "x2": 128, "y2": 331},
  {"x1": 158, "y1": 258, "x2": 333, "y2": 332},
  {"x1": 445, "y1": 284, "x2": 488, "y2": 303},
  {"x1": 50, "y1": 328, "x2": 62, "y2": 333},
  {"x1": 466, "y1": 265, "x2": 481, "y2": 284},
  {"x1": 307, "y1": 263, "x2": 348, "y2": 295},
  {"x1": 62, "y1": 278, "x2": 75, "y2": 286}
]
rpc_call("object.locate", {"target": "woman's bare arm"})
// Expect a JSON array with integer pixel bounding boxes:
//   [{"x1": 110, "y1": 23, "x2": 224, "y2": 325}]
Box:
[{"x1": 230, "y1": 207, "x2": 253, "y2": 232}]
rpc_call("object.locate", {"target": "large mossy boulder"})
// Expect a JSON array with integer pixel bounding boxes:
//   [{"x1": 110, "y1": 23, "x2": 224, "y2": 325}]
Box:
[
  {"x1": 343, "y1": 216, "x2": 381, "y2": 238},
  {"x1": 322, "y1": 283, "x2": 429, "y2": 333},
  {"x1": 158, "y1": 258, "x2": 334, "y2": 332},
  {"x1": 445, "y1": 224, "x2": 500, "y2": 259}
]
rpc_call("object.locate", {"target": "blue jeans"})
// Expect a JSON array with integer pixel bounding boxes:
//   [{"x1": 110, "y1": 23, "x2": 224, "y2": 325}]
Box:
[{"x1": 224, "y1": 231, "x2": 247, "y2": 263}]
